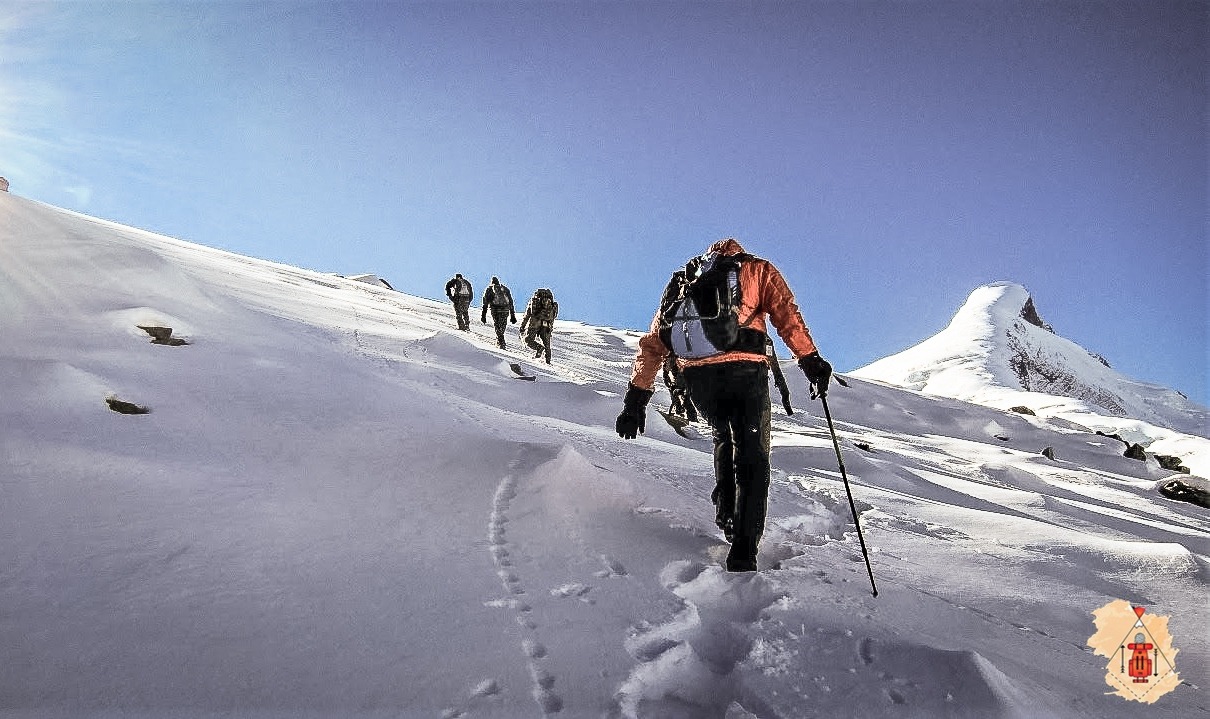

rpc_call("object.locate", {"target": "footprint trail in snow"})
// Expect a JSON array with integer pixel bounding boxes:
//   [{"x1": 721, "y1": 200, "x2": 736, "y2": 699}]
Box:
[{"x1": 485, "y1": 459, "x2": 564, "y2": 717}]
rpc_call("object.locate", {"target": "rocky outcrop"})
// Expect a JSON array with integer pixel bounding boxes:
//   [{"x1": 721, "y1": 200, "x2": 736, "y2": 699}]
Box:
[
  {"x1": 1158, "y1": 478, "x2": 1210, "y2": 508},
  {"x1": 138, "y1": 325, "x2": 189, "y2": 346},
  {"x1": 1156, "y1": 455, "x2": 1191, "y2": 474},
  {"x1": 106, "y1": 396, "x2": 149, "y2": 415},
  {"x1": 1019, "y1": 297, "x2": 1053, "y2": 332}
]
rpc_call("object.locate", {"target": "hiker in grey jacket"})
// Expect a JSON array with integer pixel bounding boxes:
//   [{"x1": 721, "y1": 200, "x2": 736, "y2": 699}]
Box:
[
  {"x1": 445, "y1": 273, "x2": 474, "y2": 330},
  {"x1": 480, "y1": 276, "x2": 516, "y2": 348}
]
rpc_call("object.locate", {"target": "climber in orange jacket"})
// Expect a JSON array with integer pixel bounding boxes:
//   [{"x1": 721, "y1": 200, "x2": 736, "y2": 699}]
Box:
[{"x1": 616, "y1": 238, "x2": 833, "y2": 572}]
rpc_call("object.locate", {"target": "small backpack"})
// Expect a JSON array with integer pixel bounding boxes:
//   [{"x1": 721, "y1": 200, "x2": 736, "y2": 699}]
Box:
[{"x1": 658, "y1": 252, "x2": 762, "y2": 359}]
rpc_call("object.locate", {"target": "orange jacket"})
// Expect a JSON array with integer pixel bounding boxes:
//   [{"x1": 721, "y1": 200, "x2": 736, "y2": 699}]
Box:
[{"x1": 629, "y1": 238, "x2": 818, "y2": 390}]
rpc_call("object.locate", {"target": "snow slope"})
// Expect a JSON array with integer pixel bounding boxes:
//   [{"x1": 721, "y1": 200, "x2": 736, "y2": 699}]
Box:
[
  {"x1": 852, "y1": 282, "x2": 1208, "y2": 475},
  {"x1": 0, "y1": 193, "x2": 1206, "y2": 718}
]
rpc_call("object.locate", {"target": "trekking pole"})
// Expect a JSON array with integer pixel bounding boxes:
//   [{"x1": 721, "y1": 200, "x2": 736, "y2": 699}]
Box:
[
  {"x1": 765, "y1": 339, "x2": 794, "y2": 415},
  {"x1": 819, "y1": 394, "x2": 878, "y2": 597}
]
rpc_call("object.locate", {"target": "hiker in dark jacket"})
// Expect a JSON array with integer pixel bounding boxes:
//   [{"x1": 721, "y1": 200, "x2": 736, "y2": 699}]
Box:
[
  {"x1": 445, "y1": 273, "x2": 474, "y2": 331},
  {"x1": 480, "y1": 276, "x2": 516, "y2": 348},
  {"x1": 616, "y1": 238, "x2": 832, "y2": 572},
  {"x1": 519, "y1": 288, "x2": 559, "y2": 363}
]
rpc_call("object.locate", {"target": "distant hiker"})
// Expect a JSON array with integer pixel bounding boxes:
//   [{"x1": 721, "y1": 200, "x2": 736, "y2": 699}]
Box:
[
  {"x1": 0, "y1": 177, "x2": 9, "y2": 192},
  {"x1": 445, "y1": 273, "x2": 474, "y2": 331},
  {"x1": 519, "y1": 288, "x2": 559, "y2": 363},
  {"x1": 616, "y1": 238, "x2": 832, "y2": 572},
  {"x1": 662, "y1": 354, "x2": 697, "y2": 422},
  {"x1": 480, "y1": 276, "x2": 516, "y2": 348}
]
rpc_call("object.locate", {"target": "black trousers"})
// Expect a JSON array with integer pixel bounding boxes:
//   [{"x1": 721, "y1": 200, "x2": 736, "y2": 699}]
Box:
[
  {"x1": 488, "y1": 307, "x2": 511, "y2": 346},
  {"x1": 452, "y1": 297, "x2": 472, "y2": 330},
  {"x1": 681, "y1": 361, "x2": 771, "y2": 544}
]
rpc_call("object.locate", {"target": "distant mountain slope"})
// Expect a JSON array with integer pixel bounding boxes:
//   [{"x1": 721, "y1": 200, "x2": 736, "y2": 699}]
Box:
[{"x1": 851, "y1": 282, "x2": 1207, "y2": 439}]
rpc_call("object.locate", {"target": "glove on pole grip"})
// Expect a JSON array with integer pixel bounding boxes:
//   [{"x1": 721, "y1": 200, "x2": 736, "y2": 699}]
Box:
[{"x1": 798, "y1": 351, "x2": 833, "y2": 399}]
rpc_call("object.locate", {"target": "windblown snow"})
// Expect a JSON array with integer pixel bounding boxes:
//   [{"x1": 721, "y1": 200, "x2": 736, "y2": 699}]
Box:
[{"x1": 0, "y1": 193, "x2": 1206, "y2": 718}]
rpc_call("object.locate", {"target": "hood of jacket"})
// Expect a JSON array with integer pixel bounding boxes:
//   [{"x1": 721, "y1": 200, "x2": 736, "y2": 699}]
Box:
[{"x1": 706, "y1": 238, "x2": 746, "y2": 257}]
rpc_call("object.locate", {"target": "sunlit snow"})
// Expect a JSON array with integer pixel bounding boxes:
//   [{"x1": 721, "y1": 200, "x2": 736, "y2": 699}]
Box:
[{"x1": 1, "y1": 193, "x2": 1205, "y2": 718}]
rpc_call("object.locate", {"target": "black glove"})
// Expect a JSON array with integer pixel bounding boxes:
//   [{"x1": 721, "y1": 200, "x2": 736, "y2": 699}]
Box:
[
  {"x1": 481, "y1": 314, "x2": 487, "y2": 324},
  {"x1": 510, "y1": 315, "x2": 517, "y2": 324},
  {"x1": 798, "y1": 352, "x2": 833, "y2": 399},
  {"x1": 616, "y1": 383, "x2": 654, "y2": 439}
]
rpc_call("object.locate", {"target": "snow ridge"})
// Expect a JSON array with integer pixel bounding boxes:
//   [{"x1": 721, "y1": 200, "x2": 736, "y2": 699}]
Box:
[{"x1": 852, "y1": 282, "x2": 1207, "y2": 440}]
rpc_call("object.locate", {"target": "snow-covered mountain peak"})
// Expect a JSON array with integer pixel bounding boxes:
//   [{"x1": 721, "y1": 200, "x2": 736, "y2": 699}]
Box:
[
  {"x1": 960, "y1": 281, "x2": 1040, "y2": 324},
  {"x1": 852, "y1": 282, "x2": 1207, "y2": 438},
  {"x1": 963, "y1": 280, "x2": 1055, "y2": 334}
]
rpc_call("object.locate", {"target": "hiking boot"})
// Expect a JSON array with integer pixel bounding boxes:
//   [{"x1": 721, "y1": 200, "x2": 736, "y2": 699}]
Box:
[
  {"x1": 534, "y1": 348, "x2": 543, "y2": 358},
  {"x1": 725, "y1": 556, "x2": 758, "y2": 572},
  {"x1": 725, "y1": 535, "x2": 758, "y2": 572}
]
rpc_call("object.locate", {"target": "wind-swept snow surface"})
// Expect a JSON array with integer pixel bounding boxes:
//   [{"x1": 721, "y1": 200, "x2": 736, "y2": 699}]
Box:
[{"x1": 0, "y1": 193, "x2": 1206, "y2": 718}]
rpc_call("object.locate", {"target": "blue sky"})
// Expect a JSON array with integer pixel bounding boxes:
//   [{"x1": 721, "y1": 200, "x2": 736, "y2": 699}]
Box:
[{"x1": 2, "y1": 1, "x2": 1206, "y2": 404}]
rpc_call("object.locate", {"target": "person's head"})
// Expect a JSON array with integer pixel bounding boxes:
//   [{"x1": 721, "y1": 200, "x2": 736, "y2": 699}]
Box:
[
  {"x1": 455, "y1": 273, "x2": 462, "y2": 279},
  {"x1": 707, "y1": 237, "x2": 746, "y2": 256},
  {"x1": 491, "y1": 276, "x2": 500, "y2": 285}
]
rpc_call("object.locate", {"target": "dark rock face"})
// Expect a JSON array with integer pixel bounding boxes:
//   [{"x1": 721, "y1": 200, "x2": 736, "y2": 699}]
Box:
[
  {"x1": 138, "y1": 325, "x2": 189, "y2": 346},
  {"x1": 1158, "y1": 478, "x2": 1210, "y2": 508},
  {"x1": 1009, "y1": 406, "x2": 1036, "y2": 416},
  {"x1": 1019, "y1": 297, "x2": 1054, "y2": 332},
  {"x1": 1156, "y1": 455, "x2": 1191, "y2": 474},
  {"x1": 106, "y1": 397, "x2": 149, "y2": 415},
  {"x1": 1124, "y1": 443, "x2": 1147, "y2": 461}
]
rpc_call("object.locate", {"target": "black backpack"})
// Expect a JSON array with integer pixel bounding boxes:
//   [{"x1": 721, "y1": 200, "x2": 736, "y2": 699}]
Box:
[
  {"x1": 531, "y1": 289, "x2": 558, "y2": 323},
  {"x1": 658, "y1": 252, "x2": 764, "y2": 359}
]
